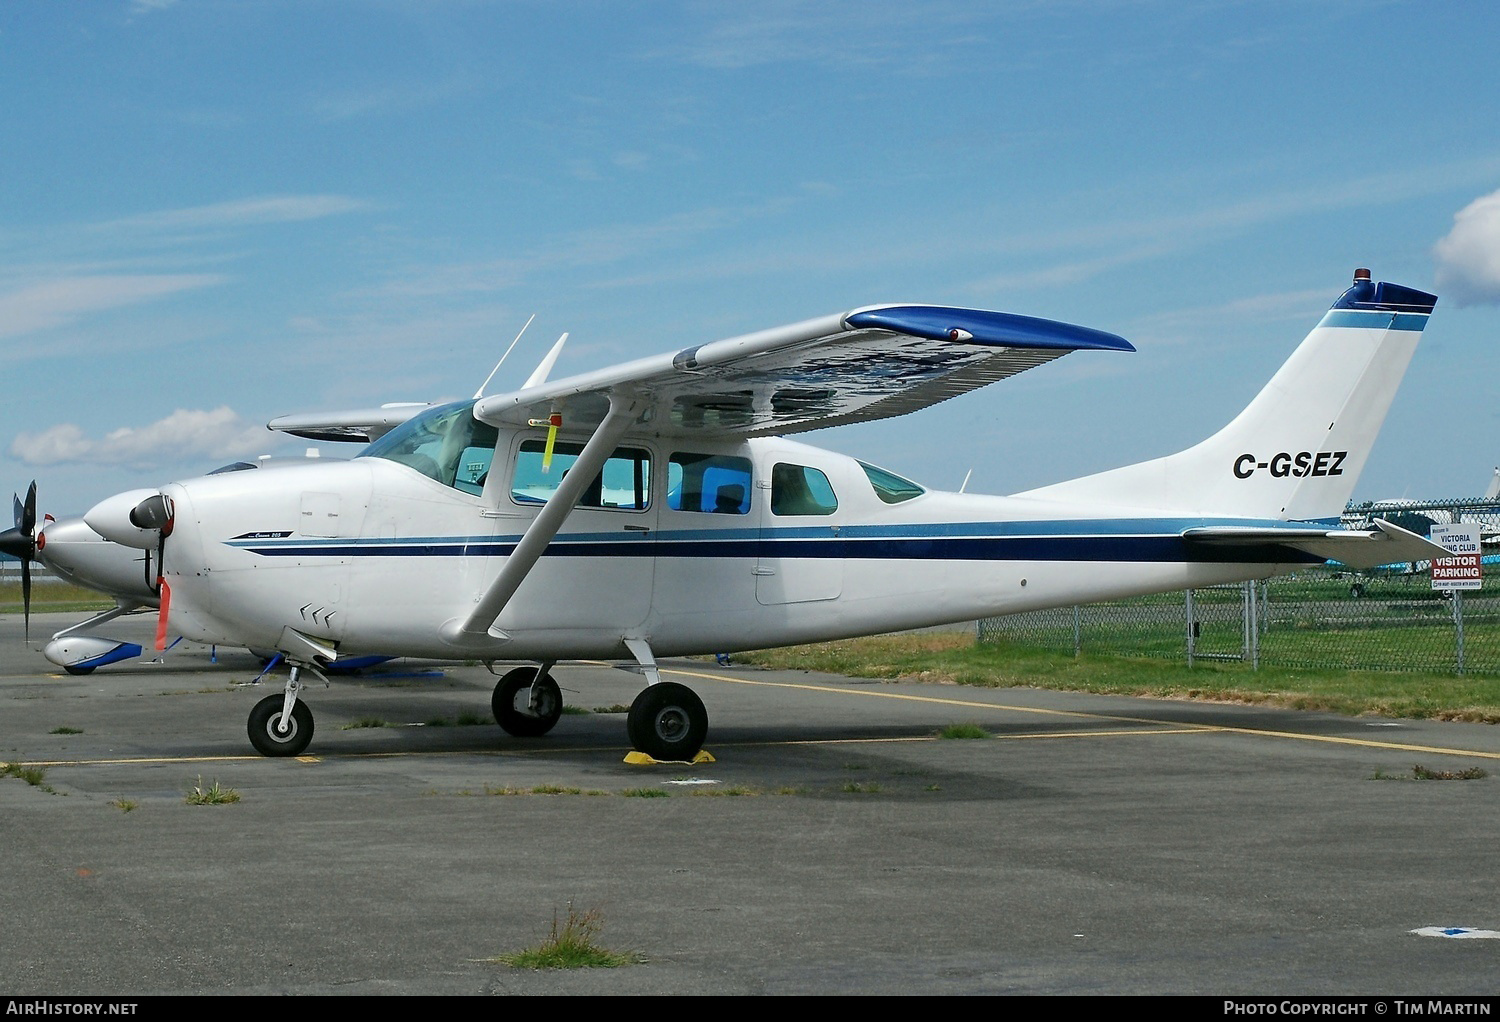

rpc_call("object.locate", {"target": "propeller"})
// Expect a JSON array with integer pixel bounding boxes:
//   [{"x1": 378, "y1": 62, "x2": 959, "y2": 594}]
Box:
[
  {"x1": 0, "y1": 482, "x2": 38, "y2": 641},
  {"x1": 129, "y1": 493, "x2": 174, "y2": 650}
]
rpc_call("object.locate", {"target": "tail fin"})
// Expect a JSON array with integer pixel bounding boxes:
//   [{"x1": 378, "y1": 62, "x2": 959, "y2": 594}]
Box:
[{"x1": 1016, "y1": 270, "x2": 1437, "y2": 521}]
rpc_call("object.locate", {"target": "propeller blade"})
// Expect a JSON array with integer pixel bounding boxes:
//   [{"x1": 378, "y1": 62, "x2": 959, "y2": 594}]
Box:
[
  {"x1": 129, "y1": 493, "x2": 173, "y2": 532},
  {"x1": 2, "y1": 482, "x2": 38, "y2": 642},
  {"x1": 20, "y1": 481, "x2": 36, "y2": 537}
]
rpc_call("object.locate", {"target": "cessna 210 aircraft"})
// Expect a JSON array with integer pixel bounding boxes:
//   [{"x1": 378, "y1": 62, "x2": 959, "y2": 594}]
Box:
[{"x1": 81, "y1": 269, "x2": 1446, "y2": 761}]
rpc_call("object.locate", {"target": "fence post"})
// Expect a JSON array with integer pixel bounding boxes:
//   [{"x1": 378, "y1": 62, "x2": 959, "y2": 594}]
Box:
[
  {"x1": 1185, "y1": 589, "x2": 1195, "y2": 668},
  {"x1": 1245, "y1": 580, "x2": 1260, "y2": 670},
  {"x1": 1454, "y1": 589, "x2": 1466, "y2": 675},
  {"x1": 1072, "y1": 605, "x2": 1081, "y2": 657}
]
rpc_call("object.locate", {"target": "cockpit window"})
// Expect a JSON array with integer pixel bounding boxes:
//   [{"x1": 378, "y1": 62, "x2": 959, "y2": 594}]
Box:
[
  {"x1": 359, "y1": 400, "x2": 498, "y2": 496},
  {"x1": 859, "y1": 461, "x2": 925, "y2": 504}
]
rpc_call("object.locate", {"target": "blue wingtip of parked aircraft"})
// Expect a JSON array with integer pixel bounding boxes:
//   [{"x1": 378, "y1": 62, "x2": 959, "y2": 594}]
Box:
[{"x1": 845, "y1": 306, "x2": 1135, "y2": 352}]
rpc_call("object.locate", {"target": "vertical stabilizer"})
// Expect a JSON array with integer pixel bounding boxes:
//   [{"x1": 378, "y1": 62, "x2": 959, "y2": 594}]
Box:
[{"x1": 1015, "y1": 270, "x2": 1437, "y2": 521}]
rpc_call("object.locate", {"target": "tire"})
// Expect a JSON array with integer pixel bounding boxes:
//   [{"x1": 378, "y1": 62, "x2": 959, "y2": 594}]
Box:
[
  {"x1": 627, "y1": 682, "x2": 707, "y2": 761},
  {"x1": 62, "y1": 664, "x2": 96, "y2": 676},
  {"x1": 247, "y1": 694, "x2": 314, "y2": 757},
  {"x1": 492, "y1": 667, "x2": 563, "y2": 738}
]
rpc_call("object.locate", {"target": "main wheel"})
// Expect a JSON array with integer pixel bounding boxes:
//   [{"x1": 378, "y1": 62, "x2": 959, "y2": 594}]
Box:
[
  {"x1": 63, "y1": 664, "x2": 96, "y2": 676},
  {"x1": 247, "y1": 694, "x2": 315, "y2": 757},
  {"x1": 492, "y1": 667, "x2": 563, "y2": 738},
  {"x1": 627, "y1": 682, "x2": 708, "y2": 761}
]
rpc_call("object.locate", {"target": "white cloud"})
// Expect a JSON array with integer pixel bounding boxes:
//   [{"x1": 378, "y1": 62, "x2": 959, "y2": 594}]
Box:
[
  {"x1": 1434, "y1": 188, "x2": 1500, "y2": 306},
  {"x1": 0, "y1": 274, "x2": 226, "y2": 339},
  {"x1": 97, "y1": 195, "x2": 368, "y2": 233},
  {"x1": 10, "y1": 408, "x2": 275, "y2": 469}
]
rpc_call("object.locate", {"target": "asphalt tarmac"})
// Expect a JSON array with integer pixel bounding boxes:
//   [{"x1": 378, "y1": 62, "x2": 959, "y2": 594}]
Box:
[{"x1": 1, "y1": 611, "x2": 1498, "y2": 997}]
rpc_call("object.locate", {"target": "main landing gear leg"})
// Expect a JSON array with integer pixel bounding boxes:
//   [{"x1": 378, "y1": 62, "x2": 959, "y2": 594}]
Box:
[
  {"x1": 247, "y1": 663, "x2": 315, "y2": 757},
  {"x1": 623, "y1": 638, "x2": 708, "y2": 762}
]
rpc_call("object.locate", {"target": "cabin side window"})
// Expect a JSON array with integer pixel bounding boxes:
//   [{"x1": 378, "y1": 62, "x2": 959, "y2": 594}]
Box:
[
  {"x1": 770, "y1": 463, "x2": 838, "y2": 516},
  {"x1": 667, "y1": 453, "x2": 752, "y2": 515},
  {"x1": 511, "y1": 440, "x2": 651, "y2": 510}
]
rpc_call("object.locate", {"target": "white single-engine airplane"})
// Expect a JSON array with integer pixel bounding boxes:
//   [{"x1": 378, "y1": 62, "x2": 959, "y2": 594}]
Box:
[{"x1": 82, "y1": 269, "x2": 1446, "y2": 760}]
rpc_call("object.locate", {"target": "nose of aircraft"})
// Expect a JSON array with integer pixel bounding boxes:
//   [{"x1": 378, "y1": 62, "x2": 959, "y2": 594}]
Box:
[
  {"x1": 34, "y1": 516, "x2": 157, "y2": 600},
  {"x1": 35, "y1": 516, "x2": 100, "y2": 558},
  {"x1": 84, "y1": 488, "x2": 165, "y2": 549}
]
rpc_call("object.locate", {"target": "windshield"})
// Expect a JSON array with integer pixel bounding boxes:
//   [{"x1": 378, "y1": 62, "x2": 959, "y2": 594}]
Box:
[{"x1": 360, "y1": 400, "x2": 499, "y2": 495}]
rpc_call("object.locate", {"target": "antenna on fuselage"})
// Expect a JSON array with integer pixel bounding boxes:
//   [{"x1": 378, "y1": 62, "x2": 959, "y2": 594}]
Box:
[
  {"x1": 474, "y1": 313, "x2": 536, "y2": 399},
  {"x1": 959, "y1": 469, "x2": 973, "y2": 493}
]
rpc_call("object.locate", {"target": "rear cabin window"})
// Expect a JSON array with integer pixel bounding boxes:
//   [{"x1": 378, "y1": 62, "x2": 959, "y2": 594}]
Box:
[
  {"x1": 668, "y1": 453, "x2": 752, "y2": 515},
  {"x1": 511, "y1": 440, "x2": 651, "y2": 510},
  {"x1": 859, "y1": 461, "x2": 925, "y2": 504},
  {"x1": 770, "y1": 463, "x2": 838, "y2": 516}
]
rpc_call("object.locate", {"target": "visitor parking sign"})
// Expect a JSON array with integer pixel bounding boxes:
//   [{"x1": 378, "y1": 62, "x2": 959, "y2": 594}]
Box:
[{"x1": 1431, "y1": 524, "x2": 1483, "y2": 591}]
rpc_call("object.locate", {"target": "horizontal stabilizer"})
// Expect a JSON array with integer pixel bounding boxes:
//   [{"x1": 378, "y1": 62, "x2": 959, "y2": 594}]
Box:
[{"x1": 1183, "y1": 518, "x2": 1448, "y2": 571}]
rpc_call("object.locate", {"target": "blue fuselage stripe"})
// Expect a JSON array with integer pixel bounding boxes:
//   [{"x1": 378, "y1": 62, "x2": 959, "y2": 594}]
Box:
[{"x1": 227, "y1": 534, "x2": 1320, "y2": 565}]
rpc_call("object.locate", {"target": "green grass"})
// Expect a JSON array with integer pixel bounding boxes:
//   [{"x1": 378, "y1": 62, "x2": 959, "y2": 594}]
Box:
[
  {"x1": 0, "y1": 581, "x2": 112, "y2": 615},
  {"x1": 487, "y1": 904, "x2": 639, "y2": 969},
  {"x1": 1412, "y1": 764, "x2": 1488, "y2": 780},
  {"x1": 49, "y1": 726, "x2": 83, "y2": 735},
  {"x1": 3, "y1": 761, "x2": 47, "y2": 786},
  {"x1": 185, "y1": 777, "x2": 240, "y2": 805},
  {"x1": 939, "y1": 722, "x2": 989, "y2": 739},
  {"x1": 734, "y1": 632, "x2": 1500, "y2": 723}
]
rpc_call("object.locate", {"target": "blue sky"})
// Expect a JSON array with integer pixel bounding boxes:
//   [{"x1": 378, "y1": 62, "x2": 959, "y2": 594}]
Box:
[{"x1": 4, "y1": 0, "x2": 1499, "y2": 517}]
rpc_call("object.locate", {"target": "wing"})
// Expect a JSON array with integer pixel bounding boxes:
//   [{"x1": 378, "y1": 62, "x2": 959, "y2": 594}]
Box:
[
  {"x1": 473, "y1": 305, "x2": 1134, "y2": 437},
  {"x1": 267, "y1": 403, "x2": 432, "y2": 443},
  {"x1": 1183, "y1": 518, "x2": 1447, "y2": 571}
]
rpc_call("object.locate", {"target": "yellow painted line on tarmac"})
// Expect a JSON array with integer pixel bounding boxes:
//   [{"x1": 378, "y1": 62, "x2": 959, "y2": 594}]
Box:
[
  {"x1": 651, "y1": 663, "x2": 1500, "y2": 760},
  {"x1": 17, "y1": 754, "x2": 266, "y2": 768}
]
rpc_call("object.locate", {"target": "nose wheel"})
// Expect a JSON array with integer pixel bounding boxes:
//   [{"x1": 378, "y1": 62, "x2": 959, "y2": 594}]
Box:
[
  {"x1": 247, "y1": 693, "x2": 314, "y2": 757},
  {"x1": 246, "y1": 663, "x2": 316, "y2": 757}
]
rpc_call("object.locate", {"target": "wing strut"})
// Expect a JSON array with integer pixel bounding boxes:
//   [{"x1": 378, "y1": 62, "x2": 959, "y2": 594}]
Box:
[{"x1": 441, "y1": 392, "x2": 646, "y2": 647}]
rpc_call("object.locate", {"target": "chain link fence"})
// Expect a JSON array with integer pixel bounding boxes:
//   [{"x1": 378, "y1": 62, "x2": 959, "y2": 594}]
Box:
[{"x1": 978, "y1": 498, "x2": 1500, "y2": 675}]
